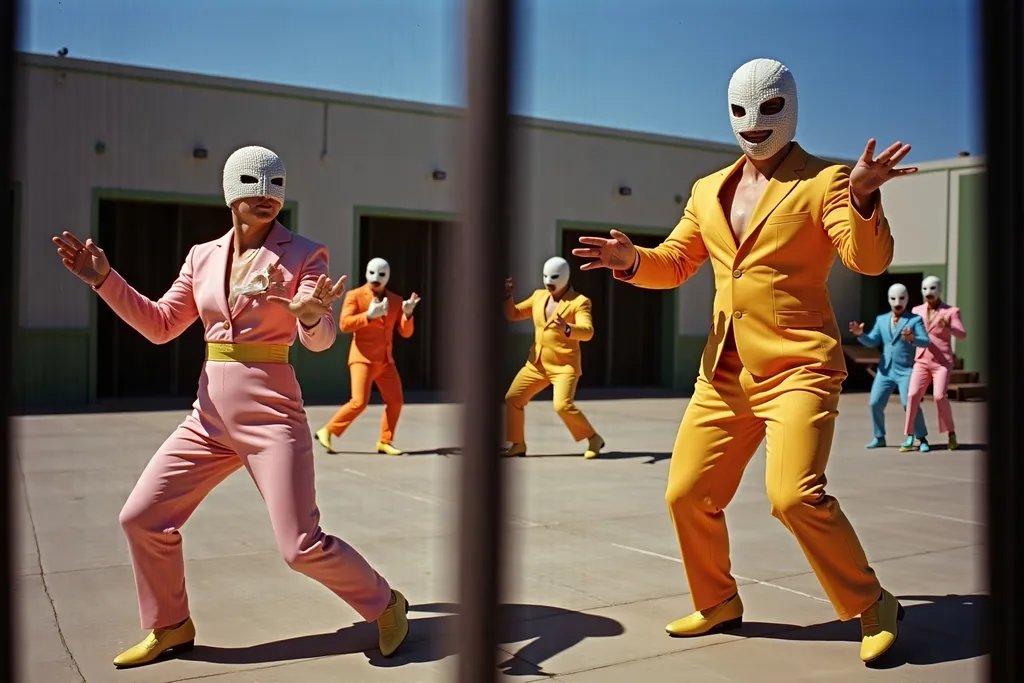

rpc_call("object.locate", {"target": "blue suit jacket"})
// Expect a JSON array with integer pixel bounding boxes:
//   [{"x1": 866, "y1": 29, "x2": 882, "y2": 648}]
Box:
[{"x1": 857, "y1": 311, "x2": 930, "y2": 376}]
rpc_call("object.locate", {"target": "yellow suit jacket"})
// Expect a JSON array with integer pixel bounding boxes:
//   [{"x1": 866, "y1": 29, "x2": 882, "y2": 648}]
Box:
[
  {"x1": 505, "y1": 287, "x2": 594, "y2": 376},
  {"x1": 617, "y1": 142, "x2": 894, "y2": 380}
]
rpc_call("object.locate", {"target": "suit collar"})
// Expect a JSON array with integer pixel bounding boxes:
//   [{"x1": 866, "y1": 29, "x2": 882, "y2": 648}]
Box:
[{"x1": 217, "y1": 220, "x2": 293, "y2": 318}]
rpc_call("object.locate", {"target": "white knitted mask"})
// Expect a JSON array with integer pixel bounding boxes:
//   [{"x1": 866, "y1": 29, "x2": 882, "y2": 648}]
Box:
[
  {"x1": 366, "y1": 257, "x2": 390, "y2": 288},
  {"x1": 223, "y1": 146, "x2": 287, "y2": 207},
  {"x1": 542, "y1": 256, "x2": 570, "y2": 294},
  {"x1": 728, "y1": 58, "x2": 798, "y2": 160},
  {"x1": 888, "y1": 283, "x2": 908, "y2": 312},
  {"x1": 921, "y1": 275, "x2": 942, "y2": 301}
]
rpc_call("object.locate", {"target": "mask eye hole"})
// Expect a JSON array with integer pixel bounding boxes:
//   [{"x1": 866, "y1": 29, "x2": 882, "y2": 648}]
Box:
[
  {"x1": 759, "y1": 97, "x2": 784, "y2": 115},
  {"x1": 731, "y1": 104, "x2": 745, "y2": 117},
  {"x1": 240, "y1": 175, "x2": 258, "y2": 184},
  {"x1": 271, "y1": 177, "x2": 284, "y2": 186}
]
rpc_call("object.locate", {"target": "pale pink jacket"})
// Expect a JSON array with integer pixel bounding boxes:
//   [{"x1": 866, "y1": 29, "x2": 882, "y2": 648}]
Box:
[
  {"x1": 94, "y1": 221, "x2": 336, "y2": 352},
  {"x1": 911, "y1": 301, "x2": 966, "y2": 368}
]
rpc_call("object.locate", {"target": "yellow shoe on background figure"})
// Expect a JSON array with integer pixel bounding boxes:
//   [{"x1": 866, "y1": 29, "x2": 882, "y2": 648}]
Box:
[
  {"x1": 112, "y1": 617, "x2": 196, "y2": 668},
  {"x1": 502, "y1": 443, "x2": 527, "y2": 457},
  {"x1": 948, "y1": 432, "x2": 959, "y2": 451},
  {"x1": 377, "y1": 441, "x2": 403, "y2": 455},
  {"x1": 860, "y1": 589, "x2": 905, "y2": 663},
  {"x1": 583, "y1": 434, "x2": 605, "y2": 459},
  {"x1": 377, "y1": 589, "x2": 410, "y2": 657},
  {"x1": 665, "y1": 593, "x2": 744, "y2": 637},
  {"x1": 315, "y1": 427, "x2": 336, "y2": 454}
]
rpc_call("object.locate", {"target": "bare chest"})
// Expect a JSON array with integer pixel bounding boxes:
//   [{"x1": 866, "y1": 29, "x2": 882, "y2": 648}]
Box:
[
  {"x1": 720, "y1": 174, "x2": 770, "y2": 245},
  {"x1": 226, "y1": 250, "x2": 260, "y2": 308},
  {"x1": 544, "y1": 297, "x2": 558, "y2": 319}
]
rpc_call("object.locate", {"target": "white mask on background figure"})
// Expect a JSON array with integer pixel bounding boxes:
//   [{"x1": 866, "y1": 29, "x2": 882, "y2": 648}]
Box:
[
  {"x1": 366, "y1": 257, "x2": 390, "y2": 290},
  {"x1": 223, "y1": 145, "x2": 287, "y2": 206},
  {"x1": 727, "y1": 58, "x2": 798, "y2": 160},
  {"x1": 921, "y1": 275, "x2": 942, "y2": 302},
  {"x1": 888, "y1": 283, "x2": 909, "y2": 313},
  {"x1": 542, "y1": 257, "x2": 570, "y2": 294}
]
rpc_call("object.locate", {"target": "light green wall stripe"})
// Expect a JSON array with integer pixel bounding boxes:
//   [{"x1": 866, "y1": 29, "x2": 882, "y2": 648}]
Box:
[{"x1": 954, "y1": 172, "x2": 985, "y2": 377}]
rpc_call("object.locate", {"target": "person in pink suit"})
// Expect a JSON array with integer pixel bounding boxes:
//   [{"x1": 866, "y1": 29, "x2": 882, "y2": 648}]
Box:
[
  {"x1": 902, "y1": 275, "x2": 967, "y2": 452},
  {"x1": 50, "y1": 145, "x2": 410, "y2": 669}
]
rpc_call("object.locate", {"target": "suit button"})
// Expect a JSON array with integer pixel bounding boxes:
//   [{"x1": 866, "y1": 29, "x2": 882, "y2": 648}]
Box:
[
  {"x1": 733, "y1": 311, "x2": 743, "y2": 320},
  {"x1": 732, "y1": 269, "x2": 742, "y2": 278},
  {"x1": 222, "y1": 321, "x2": 231, "y2": 330}
]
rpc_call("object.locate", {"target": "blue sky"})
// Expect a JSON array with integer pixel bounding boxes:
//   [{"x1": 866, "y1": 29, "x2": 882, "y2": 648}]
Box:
[{"x1": 20, "y1": 0, "x2": 981, "y2": 162}]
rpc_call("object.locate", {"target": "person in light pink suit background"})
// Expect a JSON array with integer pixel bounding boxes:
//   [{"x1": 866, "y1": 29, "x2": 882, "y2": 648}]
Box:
[
  {"x1": 902, "y1": 275, "x2": 967, "y2": 452},
  {"x1": 50, "y1": 146, "x2": 410, "y2": 669}
]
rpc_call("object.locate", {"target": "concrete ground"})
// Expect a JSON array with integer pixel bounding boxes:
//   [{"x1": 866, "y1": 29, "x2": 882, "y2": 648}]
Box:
[{"x1": 13, "y1": 392, "x2": 987, "y2": 683}]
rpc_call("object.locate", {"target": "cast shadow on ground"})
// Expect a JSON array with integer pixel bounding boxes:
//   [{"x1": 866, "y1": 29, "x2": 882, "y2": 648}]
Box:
[
  {"x1": 182, "y1": 601, "x2": 624, "y2": 675},
  {"x1": 527, "y1": 451, "x2": 671, "y2": 464},
  {"x1": 329, "y1": 445, "x2": 462, "y2": 457},
  {"x1": 739, "y1": 593, "x2": 987, "y2": 669}
]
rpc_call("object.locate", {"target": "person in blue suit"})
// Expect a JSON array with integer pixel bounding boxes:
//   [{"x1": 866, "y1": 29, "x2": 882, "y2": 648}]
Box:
[{"x1": 849, "y1": 283, "x2": 931, "y2": 451}]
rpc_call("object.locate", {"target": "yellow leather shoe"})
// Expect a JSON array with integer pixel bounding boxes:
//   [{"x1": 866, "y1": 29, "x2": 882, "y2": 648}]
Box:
[
  {"x1": 583, "y1": 435, "x2": 605, "y2": 459},
  {"x1": 948, "y1": 432, "x2": 959, "y2": 451},
  {"x1": 666, "y1": 593, "x2": 743, "y2": 637},
  {"x1": 112, "y1": 617, "x2": 196, "y2": 668},
  {"x1": 860, "y1": 589, "x2": 905, "y2": 663},
  {"x1": 502, "y1": 443, "x2": 526, "y2": 457},
  {"x1": 316, "y1": 427, "x2": 336, "y2": 454},
  {"x1": 377, "y1": 589, "x2": 410, "y2": 657},
  {"x1": 377, "y1": 441, "x2": 403, "y2": 456}
]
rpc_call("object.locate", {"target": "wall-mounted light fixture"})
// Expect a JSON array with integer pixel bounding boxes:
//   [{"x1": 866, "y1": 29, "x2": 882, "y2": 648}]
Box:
[
  {"x1": 432, "y1": 169, "x2": 447, "y2": 181},
  {"x1": 617, "y1": 185, "x2": 632, "y2": 197},
  {"x1": 192, "y1": 146, "x2": 208, "y2": 160},
  {"x1": 94, "y1": 141, "x2": 106, "y2": 155}
]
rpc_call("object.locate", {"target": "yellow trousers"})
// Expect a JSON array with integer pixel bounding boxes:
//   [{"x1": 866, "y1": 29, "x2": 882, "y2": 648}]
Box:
[
  {"x1": 668, "y1": 347, "x2": 880, "y2": 621},
  {"x1": 505, "y1": 362, "x2": 595, "y2": 443}
]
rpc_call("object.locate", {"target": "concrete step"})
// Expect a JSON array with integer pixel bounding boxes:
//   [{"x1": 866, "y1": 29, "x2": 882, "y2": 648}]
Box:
[{"x1": 948, "y1": 382, "x2": 987, "y2": 402}]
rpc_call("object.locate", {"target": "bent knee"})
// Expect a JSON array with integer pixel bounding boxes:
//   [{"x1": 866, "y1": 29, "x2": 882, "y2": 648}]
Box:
[
  {"x1": 665, "y1": 479, "x2": 718, "y2": 512},
  {"x1": 346, "y1": 398, "x2": 370, "y2": 413},
  {"x1": 767, "y1": 486, "x2": 825, "y2": 518},
  {"x1": 553, "y1": 399, "x2": 576, "y2": 415},
  {"x1": 119, "y1": 500, "x2": 164, "y2": 537},
  {"x1": 279, "y1": 528, "x2": 326, "y2": 569}
]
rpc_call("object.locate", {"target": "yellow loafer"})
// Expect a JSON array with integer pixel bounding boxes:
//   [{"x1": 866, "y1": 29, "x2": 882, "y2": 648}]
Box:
[
  {"x1": 666, "y1": 593, "x2": 743, "y2": 637},
  {"x1": 377, "y1": 589, "x2": 410, "y2": 657},
  {"x1": 112, "y1": 617, "x2": 196, "y2": 668},
  {"x1": 376, "y1": 441, "x2": 404, "y2": 456},
  {"x1": 860, "y1": 589, "x2": 905, "y2": 663}
]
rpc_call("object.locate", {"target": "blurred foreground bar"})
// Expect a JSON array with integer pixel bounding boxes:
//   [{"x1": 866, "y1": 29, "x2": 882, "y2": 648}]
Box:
[
  {"x1": 0, "y1": 0, "x2": 17, "y2": 680},
  {"x1": 983, "y1": 0, "x2": 1021, "y2": 679},
  {"x1": 452, "y1": 0, "x2": 516, "y2": 681}
]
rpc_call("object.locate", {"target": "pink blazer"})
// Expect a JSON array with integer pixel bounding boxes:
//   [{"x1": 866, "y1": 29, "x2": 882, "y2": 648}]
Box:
[
  {"x1": 911, "y1": 302, "x2": 966, "y2": 367},
  {"x1": 94, "y1": 221, "x2": 336, "y2": 353}
]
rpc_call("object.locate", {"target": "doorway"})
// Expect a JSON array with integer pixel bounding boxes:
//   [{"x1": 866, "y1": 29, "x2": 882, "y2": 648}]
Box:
[
  {"x1": 863, "y1": 270, "x2": 925, "y2": 321},
  {"x1": 561, "y1": 229, "x2": 672, "y2": 389},
  {"x1": 357, "y1": 215, "x2": 450, "y2": 392},
  {"x1": 95, "y1": 198, "x2": 293, "y2": 402}
]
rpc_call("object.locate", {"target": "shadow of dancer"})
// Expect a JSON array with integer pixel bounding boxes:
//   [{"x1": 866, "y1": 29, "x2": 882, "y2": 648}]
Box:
[
  {"x1": 182, "y1": 600, "x2": 624, "y2": 675},
  {"x1": 741, "y1": 593, "x2": 988, "y2": 669}
]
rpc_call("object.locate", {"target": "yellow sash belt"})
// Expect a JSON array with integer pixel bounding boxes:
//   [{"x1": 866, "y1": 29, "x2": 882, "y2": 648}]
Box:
[{"x1": 205, "y1": 342, "x2": 290, "y2": 364}]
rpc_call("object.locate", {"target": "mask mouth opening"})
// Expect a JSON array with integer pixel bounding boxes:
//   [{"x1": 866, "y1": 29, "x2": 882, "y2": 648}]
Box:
[{"x1": 740, "y1": 130, "x2": 772, "y2": 144}]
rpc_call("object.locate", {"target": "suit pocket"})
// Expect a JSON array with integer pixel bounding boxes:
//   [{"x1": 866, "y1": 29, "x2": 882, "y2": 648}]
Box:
[
  {"x1": 766, "y1": 210, "x2": 811, "y2": 226},
  {"x1": 776, "y1": 310, "x2": 823, "y2": 329}
]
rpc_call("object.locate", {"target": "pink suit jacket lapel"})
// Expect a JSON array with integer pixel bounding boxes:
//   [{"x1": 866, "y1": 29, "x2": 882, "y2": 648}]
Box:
[{"x1": 226, "y1": 221, "x2": 292, "y2": 319}]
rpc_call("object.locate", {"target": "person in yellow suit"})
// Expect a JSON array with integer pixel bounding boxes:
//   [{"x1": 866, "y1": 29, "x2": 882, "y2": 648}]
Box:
[
  {"x1": 573, "y1": 58, "x2": 917, "y2": 664},
  {"x1": 503, "y1": 256, "x2": 604, "y2": 459}
]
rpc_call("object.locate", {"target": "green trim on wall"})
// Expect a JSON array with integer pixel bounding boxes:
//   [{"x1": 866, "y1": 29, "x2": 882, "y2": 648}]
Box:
[
  {"x1": 954, "y1": 172, "x2": 985, "y2": 377},
  {"x1": 554, "y1": 219, "x2": 679, "y2": 389}
]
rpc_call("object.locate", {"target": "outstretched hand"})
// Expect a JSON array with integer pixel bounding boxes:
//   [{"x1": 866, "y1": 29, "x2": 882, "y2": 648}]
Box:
[
  {"x1": 850, "y1": 139, "x2": 918, "y2": 206},
  {"x1": 848, "y1": 321, "x2": 865, "y2": 336},
  {"x1": 402, "y1": 292, "x2": 421, "y2": 317},
  {"x1": 52, "y1": 231, "x2": 110, "y2": 287},
  {"x1": 571, "y1": 230, "x2": 637, "y2": 271},
  {"x1": 267, "y1": 272, "x2": 347, "y2": 327}
]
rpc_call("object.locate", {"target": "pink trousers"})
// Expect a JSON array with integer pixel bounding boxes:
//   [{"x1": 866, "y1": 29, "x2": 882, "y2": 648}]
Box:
[
  {"x1": 904, "y1": 358, "x2": 954, "y2": 436},
  {"x1": 119, "y1": 361, "x2": 392, "y2": 629}
]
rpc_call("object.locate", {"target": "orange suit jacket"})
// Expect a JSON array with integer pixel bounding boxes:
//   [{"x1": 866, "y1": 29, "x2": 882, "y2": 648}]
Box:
[
  {"x1": 339, "y1": 283, "x2": 414, "y2": 365},
  {"x1": 505, "y1": 287, "x2": 594, "y2": 376},
  {"x1": 617, "y1": 142, "x2": 894, "y2": 380}
]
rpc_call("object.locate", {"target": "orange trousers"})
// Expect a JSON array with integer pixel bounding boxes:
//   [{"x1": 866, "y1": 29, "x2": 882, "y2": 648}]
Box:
[
  {"x1": 668, "y1": 347, "x2": 881, "y2": 621},
  {"x1": 505, "y1": 362, "x2": 595, "y2": 443},
  {"x1": 325, "y1": 362, "x2": 404, "y2": 443}
]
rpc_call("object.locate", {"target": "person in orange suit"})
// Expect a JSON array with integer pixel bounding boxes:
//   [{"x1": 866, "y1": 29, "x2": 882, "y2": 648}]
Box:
[
  {"x1": 503, "y1": 256, "x2": 605, "y2": 459},
  {"x1": 573, "y1": 58, "x2": 916, "y2": 665},
  {"x1": 317, "y1": 257, "x2": 420, "y2": 455}
]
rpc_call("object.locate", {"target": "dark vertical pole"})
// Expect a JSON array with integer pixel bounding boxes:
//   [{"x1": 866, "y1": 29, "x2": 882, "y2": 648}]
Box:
[
  {"x1": 983, "y1": 0, "x2": 1020, "y2": 680},
  {"x1": 453, "y1": 0, "x2": 514, "y2": 679},
  {"x1": 0, "y1": 0, "x2": 17, "y2": 681}
]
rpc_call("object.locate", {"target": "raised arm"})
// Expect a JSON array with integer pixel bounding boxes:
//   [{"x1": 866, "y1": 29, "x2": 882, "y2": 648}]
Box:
[
  {"x1": 909, "y1": 316, "x2": 931, "y2": 348},
  {"x1": 504, "y1": 291, "x2": 535, "y2": 322},
  {"x1": 566, "y1": 298, "x2": 594, "y2": 342},
  {"x1": 396, "y1": 306, "x2": 415, "y2": 338},
  {"x1": 608, "y1": 180, "x2": 709, "y2": 289},
  {"x1": 340, "y1": 291, "x2": 369, "y2": 333},
  {"x1": 94, "y1": 246, "x2": 200, "y2": 345},
  {"x1": 948, "y1": 308, "x2": 967, "y2": 340},
  {"x1": 293, "y1": 245, "x2": 338, "y2": 352},
  {"x1": 856, "y1": 319, "x2": 883, "y2": 348},
  {"x1": 822, "y1": 166, "x2": 894, "y2": 276}
]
